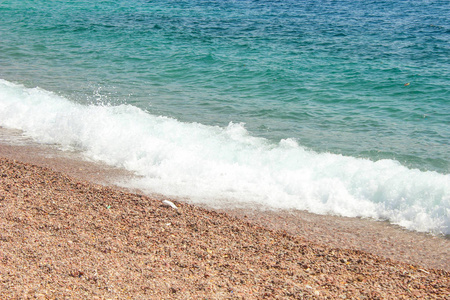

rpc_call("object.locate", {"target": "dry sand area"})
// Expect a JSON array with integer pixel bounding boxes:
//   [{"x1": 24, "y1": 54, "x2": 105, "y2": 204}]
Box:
[{"x1": 0, "y1": 140, "x2": 449, "y2": 299}]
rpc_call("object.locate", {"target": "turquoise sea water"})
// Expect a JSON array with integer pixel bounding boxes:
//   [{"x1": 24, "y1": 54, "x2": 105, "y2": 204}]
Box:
[{"x1": 1, "y1": 0, "x2": 449, "y2": 234}]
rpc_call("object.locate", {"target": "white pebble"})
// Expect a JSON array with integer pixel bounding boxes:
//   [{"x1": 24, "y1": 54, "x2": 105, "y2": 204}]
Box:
[{"x1": 162, "y1": 200, "x2": 178, "y2": 210}]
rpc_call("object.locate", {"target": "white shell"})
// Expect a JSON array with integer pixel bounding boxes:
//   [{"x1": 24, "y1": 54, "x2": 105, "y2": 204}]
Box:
[{"x1": 162, "y1": 200, "x2": 178, "y2": 210}]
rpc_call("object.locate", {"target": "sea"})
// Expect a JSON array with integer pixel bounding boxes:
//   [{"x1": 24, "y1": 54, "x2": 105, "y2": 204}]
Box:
[{"x1": 0, "y1": 0, "x2": 449, "y2": 235}]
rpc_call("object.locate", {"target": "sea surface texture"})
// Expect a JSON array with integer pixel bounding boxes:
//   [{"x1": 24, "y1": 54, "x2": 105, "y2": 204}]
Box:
[{"x1": 0, "y1": 0, "x2": 449, "y2": 234}]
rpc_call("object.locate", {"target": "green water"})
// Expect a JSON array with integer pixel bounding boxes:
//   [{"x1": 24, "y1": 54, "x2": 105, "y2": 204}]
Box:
[{"x1": 1, "y1": 0, "x2": 449, "y2": 172}]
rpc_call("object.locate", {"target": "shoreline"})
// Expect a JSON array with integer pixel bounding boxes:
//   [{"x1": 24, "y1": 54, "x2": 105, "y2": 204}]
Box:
[
  {"x1": 0, "y1": 146, "x2": 449, "y2": 298},
  {"x1": 0, "y1": 129, "x2": 449, "y2": 272}
]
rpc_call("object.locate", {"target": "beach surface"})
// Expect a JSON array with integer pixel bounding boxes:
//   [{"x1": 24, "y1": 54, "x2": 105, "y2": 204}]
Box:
[{"x1": 0, "y1": 139, "x2": 449, "y2": 299}]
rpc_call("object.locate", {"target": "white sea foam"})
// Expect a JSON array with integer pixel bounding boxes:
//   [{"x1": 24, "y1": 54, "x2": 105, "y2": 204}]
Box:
[{"x1": 1, "y1": 79, "x2": 449, "y2": 234}]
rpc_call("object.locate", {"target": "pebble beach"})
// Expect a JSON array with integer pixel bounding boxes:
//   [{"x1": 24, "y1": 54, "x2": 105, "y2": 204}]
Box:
[
  {"x1": 0, "y1": 143, "x2": 449, "y2": 299},
  {"x1": 2, "y1": 1, "x2": 450, "y2": 298}
]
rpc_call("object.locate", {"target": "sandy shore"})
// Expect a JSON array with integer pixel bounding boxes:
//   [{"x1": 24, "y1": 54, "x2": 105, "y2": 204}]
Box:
[
  {"x1": 1, "y1": 134, "x2": 449, "y2": 272},
  {"x1": 0, "y1": 137, "x2": 449, "y2": 298}
]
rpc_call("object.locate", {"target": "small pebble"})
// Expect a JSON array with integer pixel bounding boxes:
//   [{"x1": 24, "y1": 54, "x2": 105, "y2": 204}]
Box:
[{"x1": 162, "y1": 200, "x2": 178, "y2": 209}]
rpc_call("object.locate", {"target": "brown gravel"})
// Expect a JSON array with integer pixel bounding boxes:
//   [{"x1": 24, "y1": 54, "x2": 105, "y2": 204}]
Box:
[
  {"x1": 0, "y1": 157, "x2": 449, "y2": 299},
  {"x1": 221, "y1": 208, "x2": 450, "y2": 273}
]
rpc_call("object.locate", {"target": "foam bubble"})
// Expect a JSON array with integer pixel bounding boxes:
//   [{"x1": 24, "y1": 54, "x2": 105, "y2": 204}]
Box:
[{"x1": 1, "y1": 79, "x2": 449, "y2": 234}]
